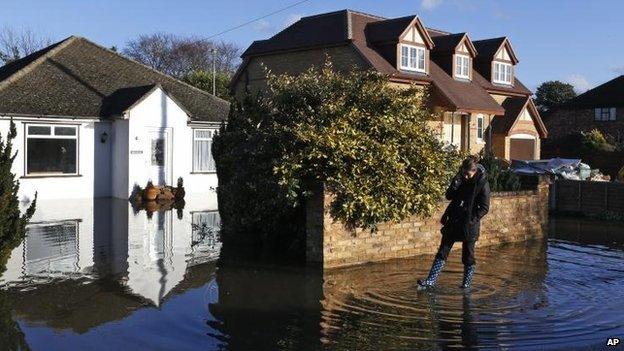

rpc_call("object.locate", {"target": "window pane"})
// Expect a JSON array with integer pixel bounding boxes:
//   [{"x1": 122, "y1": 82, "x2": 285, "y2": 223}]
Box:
[
  {"x1": 418, "y1": 48, "x2": 425, "y2": 70},
  {"x1": 26, "y1": 221, "x2": 78, "y2": 275},
  {"x1": 401, "y1": 46, "x2": 409, "y2": 67},
  {"x1": 28, "y1": 126, "x2": 51, "y2": 135},
  {"x1": 477, "y1": 117, "x2": 483, "y2": 138},
  {"x1": 195, "y1": 129, "x2": 212, "y2": 139},
  {"x1": 55, "y1": 126, "x2": 77, "y2": 136},
  {"x1": 409, "y1": 47, "x2": 417, "y2": 69},
  {"x1": 194, "y1": 139, "x2": 216, "y2": 172},
  {"x1": 610, "y1": 108, "x2": 617, "y2": 120},
  {"x1": 151, "y1": 138, "x2": 165, "y2": 166},
  {"x1": 27, "y1": 138, "x2": 76, "y2": 174}
]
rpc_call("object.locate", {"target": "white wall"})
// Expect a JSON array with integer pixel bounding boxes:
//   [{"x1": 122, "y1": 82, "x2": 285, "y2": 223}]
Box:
[
  {"x1": 111, "y1": 119, "x2": 129, "y2": 199},
  {"x1": 0, "y1": 89, "x2": 219, "y2": 201},
  {"x1": 0, "y1": 117, "x2": 111, "y2": 202},
  {"x1": 125, "y1": 88, "x2": 219, "y2": 199},
  {"x1": 1, "y1": 196, "x2": 220, "y2": 306}
]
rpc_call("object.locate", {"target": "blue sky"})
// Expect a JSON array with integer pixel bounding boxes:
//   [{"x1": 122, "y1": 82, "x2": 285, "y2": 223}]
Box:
[{"x1": 2, "y1": 0, "x2": 623, "y2": 92}]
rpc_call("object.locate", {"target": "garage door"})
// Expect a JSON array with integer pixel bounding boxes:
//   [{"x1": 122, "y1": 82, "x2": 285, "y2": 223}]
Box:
[{"x1": 510, "y1": 138, "x2": 535, "y2": 160}]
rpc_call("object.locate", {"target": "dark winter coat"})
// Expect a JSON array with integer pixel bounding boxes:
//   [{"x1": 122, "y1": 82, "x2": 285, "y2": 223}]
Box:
[{"x1": 440, "y1": 164, "x2": 491, "y2": 242}]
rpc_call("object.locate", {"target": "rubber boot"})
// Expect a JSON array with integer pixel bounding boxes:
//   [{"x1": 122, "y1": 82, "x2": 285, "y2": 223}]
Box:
[
  {"x1": 417, "y1": 258, "x2": 445, "y2": 289},
  {"x1": 460, "y1": 264, "x2": 476, "y2": 289}
]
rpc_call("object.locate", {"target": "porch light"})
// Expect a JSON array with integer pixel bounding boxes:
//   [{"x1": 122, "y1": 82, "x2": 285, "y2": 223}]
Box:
[{"x1": 101, "y1": 132, "x2": 109, "y2": 143}]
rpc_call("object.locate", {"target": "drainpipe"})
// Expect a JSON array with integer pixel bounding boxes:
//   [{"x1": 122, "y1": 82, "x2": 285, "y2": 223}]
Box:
[
  {"x1": 450, "y1": 112, "x2": 455, "y2": 148},
  {"x1": 488, "y1": 114, "x2": 493, "y2": 154}
]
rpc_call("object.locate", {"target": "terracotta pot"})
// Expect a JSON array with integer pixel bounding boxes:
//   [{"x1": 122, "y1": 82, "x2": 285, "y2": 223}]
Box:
[{"x1": 144, "y1": 186, "x2": 159, "y2": 201}]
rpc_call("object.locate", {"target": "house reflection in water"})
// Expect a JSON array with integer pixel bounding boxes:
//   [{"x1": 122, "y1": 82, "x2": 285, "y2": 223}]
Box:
[{"x1": 2, "y1": 195, "x2": 221, "y2": 307}]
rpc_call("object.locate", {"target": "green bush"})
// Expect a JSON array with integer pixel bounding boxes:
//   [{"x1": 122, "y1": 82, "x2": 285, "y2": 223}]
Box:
[
  {"x1": 478, "y1": 150, "x2": 520, "y2": 192},
  {"x1": 581, "y1": 129, "x2": 615, "y2": 152},
  {"x1": 0, "y1": 120, "x2": 36, "y2": 272},
  {"x1": 213, "y1": 62, "x2": 462, "y2": 239}
]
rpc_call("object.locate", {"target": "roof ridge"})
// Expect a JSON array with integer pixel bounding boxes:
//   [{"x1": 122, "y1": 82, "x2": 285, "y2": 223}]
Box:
[
  {"x1": 473, "y1": 36, "x2": 507, "y2": 43},
  {"x1": 346, "y1": 9, "x2": 387, "y2": 20},
  {"x1": 0, "y1": 36, "x2": 78, "y2": 93},
  {"x1": 75, "y1": 37, "x2": 229, "y2": 105},
  {"x1": 426, "y1": 27, "x2": 451, "y2": 35}
]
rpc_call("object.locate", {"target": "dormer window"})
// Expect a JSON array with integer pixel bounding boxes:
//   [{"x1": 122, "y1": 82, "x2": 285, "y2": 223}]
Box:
[
  {"x1": 455, "y1": 54, "x2": 470, "y2": 79},
  {"x1": 400, "y1": 44, "x2": 426, "y2": 73},
  {"x1": 493, "y1": 62, "x2": 513, "y2": 84}
]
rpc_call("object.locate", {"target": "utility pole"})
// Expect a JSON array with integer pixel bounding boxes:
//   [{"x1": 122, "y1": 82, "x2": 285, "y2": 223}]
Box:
[{"x1": 211, "y1": 48, "x2": 217, "y2": 96}]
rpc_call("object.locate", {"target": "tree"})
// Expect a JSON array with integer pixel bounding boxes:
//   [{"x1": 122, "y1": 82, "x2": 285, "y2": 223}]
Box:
[
  {"x1": 213, "y1": 62, "x2": 462, "y2": 243},
  {"x1": 0, "y1": 27, "x2": 52, "y2": 64},
  {"x1": 0, "y1": 120, "x2": 36, "y2": 271},
  {"x1": 123, "y1": 33, "x2": 241, "y2": 78},
  {"x1": 182, "y1": 70, "x2": 231, "y2": 100},
  {"x1": 535, "y1": 80, "x2": 577, "y2": 113}
]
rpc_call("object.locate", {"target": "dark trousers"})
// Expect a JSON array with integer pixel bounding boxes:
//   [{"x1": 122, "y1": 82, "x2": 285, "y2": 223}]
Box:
[{"x1": 435, "y1": 235, "x2": 476, "y2": 266}]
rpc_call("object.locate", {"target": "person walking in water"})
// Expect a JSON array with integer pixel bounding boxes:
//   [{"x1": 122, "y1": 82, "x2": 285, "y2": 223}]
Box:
[{"x1": 418, "y1": 156, "x2": 491, "y2": 289}]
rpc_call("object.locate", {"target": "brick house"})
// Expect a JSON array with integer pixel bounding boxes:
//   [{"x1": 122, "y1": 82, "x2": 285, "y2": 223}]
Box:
[
  {"x1": 544, "y1": 75, "x2": 624, "y2": 142},
  {"x1": 231, "y1": 9, "x2": 547, "y2": 160}
]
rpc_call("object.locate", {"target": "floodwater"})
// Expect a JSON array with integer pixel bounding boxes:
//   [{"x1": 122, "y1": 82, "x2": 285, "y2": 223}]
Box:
[{"x1": 1, "y1": 200, "x2": 623, "y2": 351}]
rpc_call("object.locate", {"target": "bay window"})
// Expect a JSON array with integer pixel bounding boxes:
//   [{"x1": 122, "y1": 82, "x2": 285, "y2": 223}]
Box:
[
  {"x1": 493, "y1": 62, "x2": 513, "y2": 84},
  {"x1": 25, "y1": 124, "x2": 78, "y2": 175},
  {"x1": 455, "y1": 54, "x2": 470, "y2": 79},
  {"x1": 193, "y1": 129, "x2": 217, "y2": 172},
  {"x1": 399, "y1": 44, "x2": 426, "y2": 73}
]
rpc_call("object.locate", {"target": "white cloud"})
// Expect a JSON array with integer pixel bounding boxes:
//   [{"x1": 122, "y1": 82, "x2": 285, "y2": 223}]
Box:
[
  {"x1": 564, "y1": 74, "x2": 592, "y2": 94},
  {"x1": 254, "y1": 19, "x2": 273, "y2": 33},
  {"x1": 283, "y1": 13, "x2": 303, "y2": 28},
  {"x1": 421, "y1": 0, "x2": 443, "y2": 10}
]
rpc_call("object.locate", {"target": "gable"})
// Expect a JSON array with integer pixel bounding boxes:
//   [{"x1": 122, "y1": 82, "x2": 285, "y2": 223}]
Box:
[
  {"x1": 398, "y1": 17, "x2": 434, "y2": 49},
  {"x1": 457, "y1": 42, "x2": 469, "y2": 53},
  {"x1": 495, "y1": 45, "x2": 512, "y2": 61},
  {"x1": 400, "y1": 25, "x2": 425, "y2": 44},
  {"x1": 510, "y1": 106, "x2": 538, "y2": 135},
  {"x1": 126, "y1": 86, "x2": 190, "y2": 122}
]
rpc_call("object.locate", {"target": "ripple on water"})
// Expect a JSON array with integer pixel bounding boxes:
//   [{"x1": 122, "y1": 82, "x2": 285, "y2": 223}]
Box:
[{"x1": 319, "y1": 239, "x2": 624, "y2": 350}]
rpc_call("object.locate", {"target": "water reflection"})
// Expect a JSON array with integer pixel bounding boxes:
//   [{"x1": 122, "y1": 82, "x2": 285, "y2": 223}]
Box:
[
  {"x1": 1, "y1": 212, "x2": 623, "y2": 350},
  {"x1": 3, "y1": 197, "x2": 221, "y2": 307}
]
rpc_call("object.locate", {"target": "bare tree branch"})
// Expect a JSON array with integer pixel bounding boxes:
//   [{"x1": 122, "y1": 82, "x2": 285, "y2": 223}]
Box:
[
  {"x1": 0, "y1": 27, "x2": 52, "y2": 64},
  {"x1": 122, "y1": 33, "x2": 241, "y2": 78}
]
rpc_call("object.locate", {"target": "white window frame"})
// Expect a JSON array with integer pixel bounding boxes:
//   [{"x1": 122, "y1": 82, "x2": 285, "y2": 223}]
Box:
[
  {"x1": 455, "y1": 54, "x2": 470, "y2": 79},
  {"x1": 399, "y1": 44, "x2": 426, "y2": 73},
  {"x1": 594, "y1": 107, "x2": 616, "y2": 121},
  {"x1": 476, "y1": 114, "x2": 484, "y2": 142},
  {"x1": 24, "y1": 124, "x2": 79, "y2": 176},
  {"x1": 493, "y1": 61, "x2": 513, "y2": 85},
  {"x1": 192, "y1": 128, "x2": 217, "y2": 173}
]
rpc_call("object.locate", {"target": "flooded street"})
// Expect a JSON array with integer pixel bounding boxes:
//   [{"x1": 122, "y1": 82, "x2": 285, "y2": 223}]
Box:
[{"x1": 1, "y1": 201, "x2": 623, "y2": 350}]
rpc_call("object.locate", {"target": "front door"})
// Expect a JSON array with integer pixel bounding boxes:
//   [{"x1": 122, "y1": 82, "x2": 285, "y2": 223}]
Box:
[{"x1": 148, "y1": 129, "x2": 171, "y2": 186}]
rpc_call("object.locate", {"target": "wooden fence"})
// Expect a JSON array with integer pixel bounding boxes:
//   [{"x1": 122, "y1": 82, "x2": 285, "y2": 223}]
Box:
[{"x1": 551, "y1": 179, "x2": 624, "y2": 215}]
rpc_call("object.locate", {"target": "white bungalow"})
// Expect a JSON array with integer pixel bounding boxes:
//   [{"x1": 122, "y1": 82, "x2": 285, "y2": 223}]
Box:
[{"x1": 0, "y1": 36, "x2": 229, "y2": 202}]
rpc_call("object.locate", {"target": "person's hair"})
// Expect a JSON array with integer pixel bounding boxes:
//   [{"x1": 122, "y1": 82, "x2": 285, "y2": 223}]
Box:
[{"x1": 461, "y1": 155, "x2": 479, "y2": 173}]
